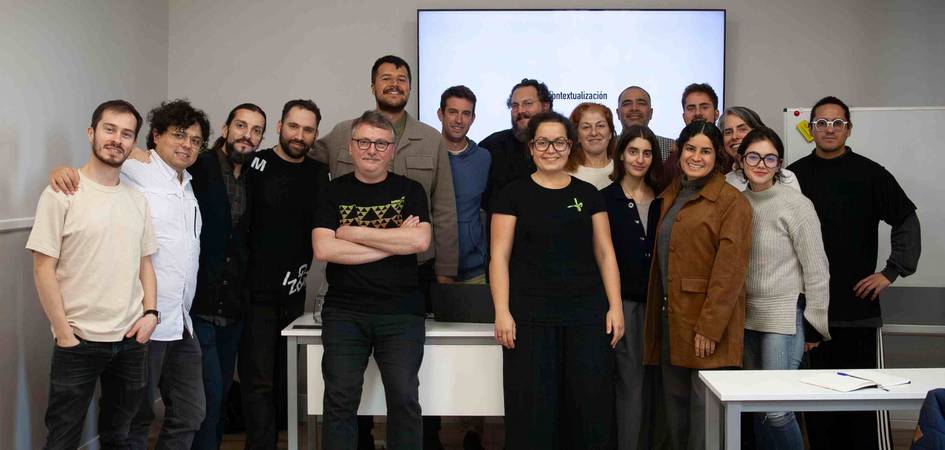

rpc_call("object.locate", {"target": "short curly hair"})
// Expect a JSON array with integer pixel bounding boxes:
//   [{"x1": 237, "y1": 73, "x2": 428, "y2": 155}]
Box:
[{"x1": 146, "y1": 99, "x2": 211, "y2": 150}]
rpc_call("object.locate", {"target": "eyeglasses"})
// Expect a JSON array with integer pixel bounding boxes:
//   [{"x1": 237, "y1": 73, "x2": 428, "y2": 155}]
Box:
[
  {"x1": 742, "y1": 152, "x2": 781, "y2": 169},
  {"x1": 509, "y1": 99, "x2": 537, "y2": 111},
  {"x1": 170, "y1": 129, "x2": 205, "y2": 148},
  {"x1": 811, "y1": 118, "x2": 849, "y2": 131},
  {"x1": 351, "y1": 138, "x2": 393, "y2": 152},
  {"x1": 531, "y1": 138, "x2": 571, "y2": 153}
]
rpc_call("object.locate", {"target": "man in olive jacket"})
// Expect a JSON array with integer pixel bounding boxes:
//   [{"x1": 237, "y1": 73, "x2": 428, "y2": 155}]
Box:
[{"x1": 310, "y1": 55, "x2": 458, "y2": 281}]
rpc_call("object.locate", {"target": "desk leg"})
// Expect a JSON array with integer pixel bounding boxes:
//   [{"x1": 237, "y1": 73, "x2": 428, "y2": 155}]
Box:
[
  {"x1": 724, "y1": 402, "x2": 741, "y2": 450},
  {"x1": 705, "y1": 387, "x2": 721, "y2": 450},
  {"x1": 288, "y1": 336, "x2": 298, "y2": 450}
]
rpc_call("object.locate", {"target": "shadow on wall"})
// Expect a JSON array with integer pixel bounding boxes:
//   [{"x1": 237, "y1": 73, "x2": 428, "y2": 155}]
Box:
[{"x1": 0, "y1": 126, "x2": 101, "y2": 450}]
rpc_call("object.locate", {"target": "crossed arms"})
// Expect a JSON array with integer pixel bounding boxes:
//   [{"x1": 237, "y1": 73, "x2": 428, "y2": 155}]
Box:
[{"x1": 312, "y1": 214, "x2": 432, "y2": 265}]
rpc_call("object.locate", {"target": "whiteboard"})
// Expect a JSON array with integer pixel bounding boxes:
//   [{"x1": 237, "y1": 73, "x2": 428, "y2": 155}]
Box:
[{"x1": 783, "y1": 107, "x2": 945, "y2": 288}]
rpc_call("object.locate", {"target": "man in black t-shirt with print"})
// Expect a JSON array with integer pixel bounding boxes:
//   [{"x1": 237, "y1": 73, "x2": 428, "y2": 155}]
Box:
[
  {"x1": 313, "y1": 110, "x2": 432, "y2": 450},
  {"x1": 788, "y1": 96, "x2": 921, "y2": 450},
  {"x1": 239, "y1": 99, "x2": 330, "y2": 450}
]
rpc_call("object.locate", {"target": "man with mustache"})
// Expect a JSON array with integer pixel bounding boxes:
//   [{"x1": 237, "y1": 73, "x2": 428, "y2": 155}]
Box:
[
  {"x1": 48, "y1": 99, "x2": 212, "y2": 449},
  {"x1": 189, "y1": 103, "x2": 267, "y2": 449},
  {"x1": 240, "y1": 99, "x2": 330, "y2": 450},
  {"x1": 479, "y1": 78, "x2": 552, "y2": 211},
  {"x1": 29, "y1": 99, "x2": 158, "y2": 450},
  {"x1": 615, "y1": 85, "x2": 675, "y2": 161},
  {"x1": 311, "y1": 54, "x2": 458, "y2": 450},
  {"x1": 788, "y1": 96, "x2": 921, "y2": 450}
]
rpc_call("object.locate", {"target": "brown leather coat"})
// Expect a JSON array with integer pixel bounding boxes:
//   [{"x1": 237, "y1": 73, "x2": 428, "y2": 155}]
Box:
[{"x1": 643, "y1": 172, "x2": 752, "y2": 369}]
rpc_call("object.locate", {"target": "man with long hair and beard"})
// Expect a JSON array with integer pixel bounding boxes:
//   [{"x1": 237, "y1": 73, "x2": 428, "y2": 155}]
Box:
[{"x1": 188, "y1": 103, "x2": 266, "y2": 449}]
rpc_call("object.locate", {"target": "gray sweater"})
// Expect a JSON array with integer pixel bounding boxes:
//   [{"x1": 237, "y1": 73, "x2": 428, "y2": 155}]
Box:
[{"x1": 742, "y1": 183, "x2": 831, "y2": 340}]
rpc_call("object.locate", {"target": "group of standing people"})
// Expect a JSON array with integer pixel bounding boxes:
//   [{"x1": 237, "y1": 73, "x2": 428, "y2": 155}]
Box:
[
  {"x1": 485, "y1": 80, "x2": 920, "y2": 450},
  {"x1": 27, "y1": 52, "x2": 920, "y2": 450}
]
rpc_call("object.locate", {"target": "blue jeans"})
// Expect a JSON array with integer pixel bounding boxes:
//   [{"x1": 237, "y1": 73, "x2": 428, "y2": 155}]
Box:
[
  {"x1": 128, "y1": 330, "x2": 206, "y2": 450},
  {"x1": 321, "y1": 306, "x2": 426, "y2": 450},
  {"x1": 191, "y1": 318, "x2": 243, "y2": 450},
  {"x1": 743, "y1": 307, "x2": 805, "y2": 450},
  {"x1": 45, "y1": 336, "x2": 148, "y2": 450}
]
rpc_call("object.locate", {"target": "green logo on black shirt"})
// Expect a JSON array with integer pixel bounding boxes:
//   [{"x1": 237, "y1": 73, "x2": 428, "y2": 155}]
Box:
[{"x1": 567, "y1": 197, "x2": 583, "y2": 212}]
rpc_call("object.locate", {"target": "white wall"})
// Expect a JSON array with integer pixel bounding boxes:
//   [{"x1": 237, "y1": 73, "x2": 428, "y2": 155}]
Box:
[
  {"x1": 0, "y1": 1, "x2": 168, "y2": 448},
  {"x1": 167, "y1": 0, "x2": 945, "y2": 143}
]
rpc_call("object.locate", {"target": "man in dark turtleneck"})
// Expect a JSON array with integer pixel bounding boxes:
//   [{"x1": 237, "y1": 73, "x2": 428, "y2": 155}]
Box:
[{"x1": 788, "y1": 96, "x2": 921, "y2": 450}]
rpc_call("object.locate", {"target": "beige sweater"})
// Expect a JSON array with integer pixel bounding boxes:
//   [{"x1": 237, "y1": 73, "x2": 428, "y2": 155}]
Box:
[{"x1": 742, "y1": 183, "x2": 831, "y2": 340}]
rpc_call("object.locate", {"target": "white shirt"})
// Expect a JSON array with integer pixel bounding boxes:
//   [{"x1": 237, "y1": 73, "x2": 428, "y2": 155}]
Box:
[
  {"x1": 571, "y1": 160, "x2": 614, "y2": 190},
  {"x1": 725, "y1": 167, "x2": 802, "y2": 193},
  {"x1": 121, "y1": 151, "x2": 201, "y2": 341}
]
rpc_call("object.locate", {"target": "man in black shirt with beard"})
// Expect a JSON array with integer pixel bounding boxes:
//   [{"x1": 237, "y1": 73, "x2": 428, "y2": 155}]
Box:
[
  {"x1": 240, "y1": 99, "x2": 330, "y2": 450},
  {"x1": 479, "y1": 78, "x2": 552, "y2": 211}
]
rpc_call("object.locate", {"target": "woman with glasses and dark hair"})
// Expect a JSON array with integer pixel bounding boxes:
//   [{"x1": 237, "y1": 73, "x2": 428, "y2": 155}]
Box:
[
  {"x1": 720, "y1": 106, "x2": 801, "y2": 191},
  {"x1": 642, "y1": 120, "x2": 752, "y2": 450},
  {"x1": 601, "y1": 125, "x2": 664, "y2": 450},
  {"x1": 736, "y1": 127, "x2": 831, "y2": 450},
  {"x1": 567, "y1": 102, "x2": 618, "y2": 189},
  {"x1": 490, "y1": 111, "x2": 624, "y2": 449}
]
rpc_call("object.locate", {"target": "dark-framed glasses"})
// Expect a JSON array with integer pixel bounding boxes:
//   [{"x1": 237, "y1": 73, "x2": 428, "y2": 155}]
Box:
[
  {"x1": 811, "y1": 118, "x2": 849, "y2": 131},
  {"x1": 351, "y1": 138, "x2": 393, "y2": 152},
  {"x1": 531, "y1": 138, "x2": 571, "y2": 153},
  {"x1": 742, "y1": 152, "x2": 781, "y2": 169},
  {"x1": 171, "y1": 129, "x2": 205, "y2": 148}
]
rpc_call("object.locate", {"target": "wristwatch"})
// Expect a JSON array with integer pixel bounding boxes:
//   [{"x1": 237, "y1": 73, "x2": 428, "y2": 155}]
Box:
[{"x1": 144, "y1": 309, "x2": 161, "y2": 324}]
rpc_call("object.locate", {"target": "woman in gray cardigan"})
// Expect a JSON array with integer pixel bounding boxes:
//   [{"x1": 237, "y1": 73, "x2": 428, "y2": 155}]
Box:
[{"x1": 737, "y1": 127, "x2": 832, "y2": 450}]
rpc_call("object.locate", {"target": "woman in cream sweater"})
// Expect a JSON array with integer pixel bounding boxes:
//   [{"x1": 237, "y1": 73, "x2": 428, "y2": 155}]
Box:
[{"x1": 737, "y1": 127, "x2": 831, "y2": 450}]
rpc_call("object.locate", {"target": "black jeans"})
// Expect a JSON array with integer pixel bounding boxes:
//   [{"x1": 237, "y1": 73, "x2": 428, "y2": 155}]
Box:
[
  {"x1": 239, "y1": 298, "x2": 305, "y2": 450},
  {"x1": 44, "y1": 336, "x2": 148, "y2": 450},
  {"x1": 503, "y1": 322, "x2": 616, "y2": 450},
  {"x1": 322, "y1": 307, "x2": 425, "y2": 450},
  {"x1": 127, "y1": 330, "x2": 206, "y2": 450},
  {"x1": 806, "y1": 326, "x2": 881, "y2": 450}
]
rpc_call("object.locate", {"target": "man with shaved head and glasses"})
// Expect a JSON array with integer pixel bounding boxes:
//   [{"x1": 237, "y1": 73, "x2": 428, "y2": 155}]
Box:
[{"x1": 788, "y1": 96, "x2": 921, "y2": 450}]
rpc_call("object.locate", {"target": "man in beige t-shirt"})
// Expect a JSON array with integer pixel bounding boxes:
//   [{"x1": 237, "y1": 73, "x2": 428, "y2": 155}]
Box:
[{"x1": 26, "y1": 100, "x2": 159, "y2": 450}]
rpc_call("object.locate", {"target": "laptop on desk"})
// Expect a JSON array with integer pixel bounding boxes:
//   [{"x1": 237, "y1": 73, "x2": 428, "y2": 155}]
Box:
[{"x1": 430, "y1": 283, "x2": 494, "y2": 323}]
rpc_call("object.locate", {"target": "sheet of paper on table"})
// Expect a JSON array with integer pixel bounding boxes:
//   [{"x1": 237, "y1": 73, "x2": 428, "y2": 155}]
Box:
[{"x1": 801, "y1": 370, "x2": 911, "y2": 392}]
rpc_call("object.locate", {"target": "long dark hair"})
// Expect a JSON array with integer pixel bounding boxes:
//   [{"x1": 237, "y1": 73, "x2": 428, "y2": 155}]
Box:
[{"x1": 611, "y1": 125, "x2": 664, "y2": 192}]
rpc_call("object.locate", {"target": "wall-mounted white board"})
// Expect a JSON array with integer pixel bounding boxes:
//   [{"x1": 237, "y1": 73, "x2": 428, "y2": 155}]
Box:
[{"x1": 783, "y1": 106, "x2": 944, "y2": 288}]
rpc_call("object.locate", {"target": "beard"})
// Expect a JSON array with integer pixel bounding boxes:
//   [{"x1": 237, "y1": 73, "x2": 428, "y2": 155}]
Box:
[
  {"x1": 91, "y1": 139, "x2": 129, "y2": 168},
  {"x1": 377, "y1": 96, "x2": 407, "y2": 114},
  {"x1": 511, "y1": 112, "x2": 533, "y2": 142},
  {"x1": 279, "y1": 135, "x2": 311, "y2": 159},
  {"x1": 225, "y1": 139, "x2": 256, "y2": 165}
]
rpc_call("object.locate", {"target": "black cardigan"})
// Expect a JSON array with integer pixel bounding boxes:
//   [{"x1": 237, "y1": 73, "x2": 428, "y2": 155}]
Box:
[
  {"x1": 601, "y1": 181, "x2": 662, "y2": 303},
  {"x1": 189, "y1": 150, "x2": 249, "y2": 319}
]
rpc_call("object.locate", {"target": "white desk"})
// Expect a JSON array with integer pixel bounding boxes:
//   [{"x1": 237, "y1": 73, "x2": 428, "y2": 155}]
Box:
[
  {"x1": 282, "y1": 315, "x2": 503, "y2": 450},
  {"x1": 700, "y1": 368, "x2": 945, "y2": 450}
]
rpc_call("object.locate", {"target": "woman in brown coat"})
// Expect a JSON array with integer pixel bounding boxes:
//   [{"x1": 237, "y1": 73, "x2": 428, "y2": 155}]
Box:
[{"x1": 643, "y1": 120, "x2": 752, "y2": 450}]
